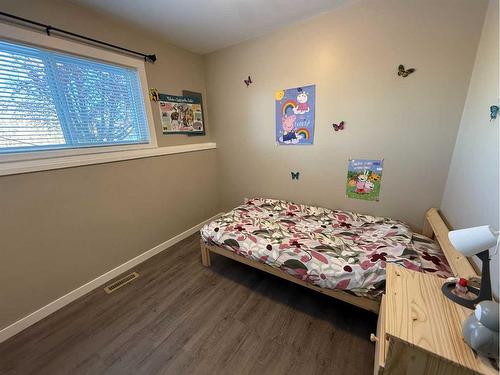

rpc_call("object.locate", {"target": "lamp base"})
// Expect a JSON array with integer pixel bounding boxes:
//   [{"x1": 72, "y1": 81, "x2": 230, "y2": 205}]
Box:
[
  {"x1": 441, "y1": 249, "x2": 493, "y2": 309},
  {"x1": 441, "y1": 282, "x2": 480, "y2": 309}
]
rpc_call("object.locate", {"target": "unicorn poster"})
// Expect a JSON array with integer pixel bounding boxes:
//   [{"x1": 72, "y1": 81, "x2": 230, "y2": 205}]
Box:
[
  {"x1": 275, "y1": 85, "x2": 315, "y2": 145},
  {"x1": 346, "y1": 159, "x2": 384, "y2": 201}
]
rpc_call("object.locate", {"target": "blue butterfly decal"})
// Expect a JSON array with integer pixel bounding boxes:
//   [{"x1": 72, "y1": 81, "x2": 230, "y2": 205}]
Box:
[
  {"x1": 490, "y1": 105, "x2": 499, "y2": 121},
  {"x1": 291, "y1": 172, "x2": 300, "y2": 180}
]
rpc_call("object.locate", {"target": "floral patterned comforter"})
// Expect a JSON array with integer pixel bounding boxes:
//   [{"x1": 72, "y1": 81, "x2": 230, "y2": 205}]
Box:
[{"x1": 200, "y1": 198, "x2": 451, "y2": 299}]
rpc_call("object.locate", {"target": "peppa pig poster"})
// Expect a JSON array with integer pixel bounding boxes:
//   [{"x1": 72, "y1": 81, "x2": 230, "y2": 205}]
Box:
[
  {"x1": 346, "y1": 159, "x2": 384, "y2": 201},
  {"x1": 275, "y1": 85, "x2": 315, "y2": 145}
]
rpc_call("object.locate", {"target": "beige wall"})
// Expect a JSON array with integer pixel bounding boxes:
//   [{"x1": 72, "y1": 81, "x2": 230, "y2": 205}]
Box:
[
  {"x1": 205, "y1": 0, "x2": 488, "y2": 231},
  {"x1": 0, "y1": 152, "x2": 217, "y2": 328},
  {"x1": 0, "y1": 0, "x2": 218, "y2": 329},
  {"x1": 441, "y1": 0, "x2": 499, "y2": 297}
]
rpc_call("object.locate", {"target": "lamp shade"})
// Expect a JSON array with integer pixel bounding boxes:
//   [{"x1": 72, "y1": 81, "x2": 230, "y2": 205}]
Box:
[{"x1": 448, "y1": 225, "x2": 498, "y2": 257}]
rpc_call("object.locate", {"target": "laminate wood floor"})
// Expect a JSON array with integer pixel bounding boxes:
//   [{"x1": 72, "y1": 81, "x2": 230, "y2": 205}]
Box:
[{"x1": 0, "y1": 233, "x2": 377, "y2": 375}]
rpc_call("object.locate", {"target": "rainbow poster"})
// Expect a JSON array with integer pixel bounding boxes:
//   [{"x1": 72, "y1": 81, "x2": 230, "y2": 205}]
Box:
[{"x1": 275, "y1": 85, "x2": 315, "y2": 145}]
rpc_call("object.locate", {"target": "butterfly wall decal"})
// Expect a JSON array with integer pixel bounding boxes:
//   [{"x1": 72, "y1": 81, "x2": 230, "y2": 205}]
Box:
[
  {"x1": 291, "y1": 171, "x2": 300, "y2": 180},
  {"x1": 397, "y1": 64, "x2": 416, "y2": 77},
  {"x1": 244, "y1": 76, "x2": 252, "y2": 87},
  {"x1": 332, "y1": 121, "x2": 345, "y2": 131},
  {"x1": 148, "y1": 88, "x2": 159, "y2": 102},
  {"x1": 490, "y1": 105, "x2": 499, "y2": 121}
]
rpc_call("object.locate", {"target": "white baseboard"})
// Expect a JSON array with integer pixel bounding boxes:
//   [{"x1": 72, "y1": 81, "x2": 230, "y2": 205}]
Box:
[{"x1": 0, "y1": 212, "x2": 223, "y2": 344}]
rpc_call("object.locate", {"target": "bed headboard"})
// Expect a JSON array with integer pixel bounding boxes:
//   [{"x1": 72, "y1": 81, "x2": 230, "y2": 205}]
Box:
[{"x1": 422, "y1": 208, "x2": 480, "y2": 283}]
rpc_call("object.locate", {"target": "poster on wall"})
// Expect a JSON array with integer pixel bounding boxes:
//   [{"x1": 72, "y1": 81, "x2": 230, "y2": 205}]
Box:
[
  {"x1": 346, "y1": 159, "x2": 384, "y2": 201},
  {"x1": 275, "y1": 85, "x2": 315, "y2": 145},
  {"x1": 159, "y1": 93, "x2": 204, "y2": 135},
  {"x1": 183, "y1": 90, "x2": 206, "y2": 136}
]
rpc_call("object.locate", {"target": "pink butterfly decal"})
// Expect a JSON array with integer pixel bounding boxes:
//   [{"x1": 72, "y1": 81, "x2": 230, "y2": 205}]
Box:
[
  {"x1": 244, "y1": 76, "x2": 252, "y2": 87},
  {"x1": 332, "y1": 121, "x2": 345, "y2": 131}
]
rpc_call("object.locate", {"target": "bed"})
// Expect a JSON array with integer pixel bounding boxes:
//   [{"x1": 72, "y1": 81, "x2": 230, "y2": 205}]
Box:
[{"x1": 200, "y1": 198, "x2": 479, "y2": 313}]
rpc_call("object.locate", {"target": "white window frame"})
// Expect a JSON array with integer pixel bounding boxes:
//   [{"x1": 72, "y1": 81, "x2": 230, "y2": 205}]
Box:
[{"x1": 0, "y1": 22, "x2": 159, "y2": 164}]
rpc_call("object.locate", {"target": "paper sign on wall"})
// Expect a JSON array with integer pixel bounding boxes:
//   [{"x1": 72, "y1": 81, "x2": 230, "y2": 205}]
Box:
[
  {"x1": 159, "y1": 93, "x2": 204, "y2": 135},
  {"x1": 275, "y1": 85, "x2": 315, "y2": 145},
  {"x1": 346, "y1": 159, "x2": 384, "y2": 201}
]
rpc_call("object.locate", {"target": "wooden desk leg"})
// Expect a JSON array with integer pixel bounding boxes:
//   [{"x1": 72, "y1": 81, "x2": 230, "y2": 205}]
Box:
[{"x1": 200, "y1": 241, "x2": 211, "y2": 267}]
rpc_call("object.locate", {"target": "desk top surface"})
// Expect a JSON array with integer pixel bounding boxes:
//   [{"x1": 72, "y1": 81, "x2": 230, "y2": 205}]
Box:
[{"x1": 385, "y1": 264, "x2": 497, "y2": 374}]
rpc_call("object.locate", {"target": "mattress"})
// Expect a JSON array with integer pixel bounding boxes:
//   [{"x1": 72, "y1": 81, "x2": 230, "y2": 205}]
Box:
[{"x1": 200, "y1": 198, "x2": 451, "y2": 299}]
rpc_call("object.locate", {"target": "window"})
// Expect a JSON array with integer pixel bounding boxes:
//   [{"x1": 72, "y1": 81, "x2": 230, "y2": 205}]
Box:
[{"x1": 0, "y1": 39, "x2": 151, "y2": 154}]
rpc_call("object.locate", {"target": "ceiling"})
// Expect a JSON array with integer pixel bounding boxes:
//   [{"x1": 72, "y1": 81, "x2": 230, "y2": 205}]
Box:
[{"x1": 71, "y1": 0, "x2": 352, "y2": 54}]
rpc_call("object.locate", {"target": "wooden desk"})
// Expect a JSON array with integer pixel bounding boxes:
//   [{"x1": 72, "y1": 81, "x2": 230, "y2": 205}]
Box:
[{"x1": 372, "y1": 264, "x2": 497, "y2": 375}]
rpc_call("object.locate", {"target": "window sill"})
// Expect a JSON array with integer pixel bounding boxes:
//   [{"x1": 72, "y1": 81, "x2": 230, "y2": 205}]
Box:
[{"x1": 0, "y1": 142, "x2": 216, "y2": 177}]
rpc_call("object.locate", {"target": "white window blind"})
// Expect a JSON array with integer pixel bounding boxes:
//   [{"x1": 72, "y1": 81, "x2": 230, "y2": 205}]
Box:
[{"x1": 0, "y1": 39, "x2": 150, "y2": 154}]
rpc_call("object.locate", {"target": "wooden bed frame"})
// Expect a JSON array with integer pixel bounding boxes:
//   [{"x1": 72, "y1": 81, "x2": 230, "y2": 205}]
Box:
[{"x1": 200, "y1": 208, "x2": 479, "y2": 314}]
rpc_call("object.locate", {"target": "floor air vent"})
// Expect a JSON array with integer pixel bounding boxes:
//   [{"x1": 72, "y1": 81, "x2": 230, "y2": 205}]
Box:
[{"x1": 104, "y1": 272, "x2": 139, "y2": 294}]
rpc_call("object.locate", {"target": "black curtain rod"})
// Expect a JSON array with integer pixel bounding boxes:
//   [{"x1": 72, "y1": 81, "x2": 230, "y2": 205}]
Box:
[{"x1": 0, "y1": 11, "x2": 157, "y2": 63}]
